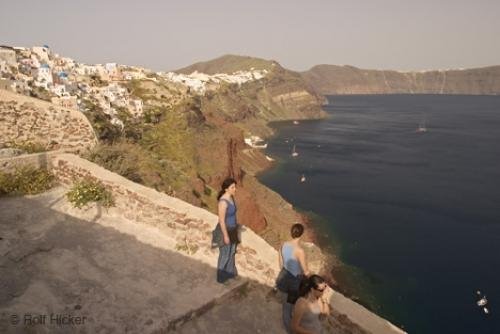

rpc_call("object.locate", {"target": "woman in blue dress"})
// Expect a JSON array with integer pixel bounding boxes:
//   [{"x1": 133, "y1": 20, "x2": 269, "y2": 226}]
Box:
[{"x1": 216, "y1": 178, "x2": 239, "y2": 283}]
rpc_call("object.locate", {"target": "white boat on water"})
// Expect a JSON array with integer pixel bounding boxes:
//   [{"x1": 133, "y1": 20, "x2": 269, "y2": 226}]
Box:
[
  {"x1": 291, "y1": 144, "x2": 299, "y2": 157},
  {"x1": 244, "y1": 135, "x2": 267, "y2": 149},
  {"x1": 300, "y1": 174, "x2": 306, "y2": 182},
  {"x1": 416, "y1": 119, "x2": 427, "y2": 133},
  {"x1": 293, "y1": 120, "x2": 300, "y2": 125},
  {"x1": 477, "y1": 297, "x2": 488, "y2": 307}
]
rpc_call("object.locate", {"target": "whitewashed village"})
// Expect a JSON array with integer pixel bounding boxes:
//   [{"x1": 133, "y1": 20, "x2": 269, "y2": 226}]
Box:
[{"x1": 0, "y1": 44, "x2": 269, "y2": 141}]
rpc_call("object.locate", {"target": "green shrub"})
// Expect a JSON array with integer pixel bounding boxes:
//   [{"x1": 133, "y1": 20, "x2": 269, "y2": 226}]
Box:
[
  {"x1": 66, "y1": 178, "x2": 114, "y2": 208},
  {"x1": 115, "y1": 106, "x2": 144, "y2": 141},
  {"x1": 143, "y1": 105, "x2": 168, "y2": 124},
  {"x1": 89, "y1": 74, "x2": 107, "y2": 87},
  {"x1": 81, "y1": 99, "x2": 122, "y2": 144},
  {"x1": 30, "y1": 86, "x2": 52, "y2": 102},
  {"x1": 126, "y1": 80, "x2": 150, "y2": 100},
  {"x1": 203, "y1": 185, "x2": 212, "y2": 196},
  {"x1": 0, "y1": 166, "x2": 55, "y2": 196},
  {"x1": 86, "y1": 143, "x2": 143, "y2": 183},
  {"x1": 86, "y1": 142, "x2": 184, "y2": 193}
]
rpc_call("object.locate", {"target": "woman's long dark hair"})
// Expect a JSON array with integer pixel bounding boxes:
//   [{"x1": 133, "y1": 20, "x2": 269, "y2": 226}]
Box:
[
  {"x1": 217, "y1": 178, "x2": 236, "y2": 200},
  {"x1": 299, "y1": 275, "x2": 325, "y2": 297}
]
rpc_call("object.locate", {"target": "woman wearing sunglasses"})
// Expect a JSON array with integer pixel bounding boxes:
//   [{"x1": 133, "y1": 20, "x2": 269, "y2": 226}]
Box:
[{"x1": 291, "y1": 275, "x2": 330, "y2": 334}]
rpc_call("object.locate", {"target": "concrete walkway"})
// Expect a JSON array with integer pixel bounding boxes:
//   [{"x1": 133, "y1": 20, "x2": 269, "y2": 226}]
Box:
[{"x1": 0, "y1": 188, "x2": 253, "y2": 333}]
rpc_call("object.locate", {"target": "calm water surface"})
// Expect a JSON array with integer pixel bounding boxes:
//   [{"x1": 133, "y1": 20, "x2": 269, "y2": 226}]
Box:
[{"x1": 258, "y1": 95, "x2": 500, "y2": 334}]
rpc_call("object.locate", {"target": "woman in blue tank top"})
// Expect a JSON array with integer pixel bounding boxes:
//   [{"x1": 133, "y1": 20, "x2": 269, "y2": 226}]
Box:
[
  {"x1": 276, "y1": 223, "x2": 310, "y2": 333},
  {"x1": 216, "y1": 178, "x2": 239, "y2": 283}
]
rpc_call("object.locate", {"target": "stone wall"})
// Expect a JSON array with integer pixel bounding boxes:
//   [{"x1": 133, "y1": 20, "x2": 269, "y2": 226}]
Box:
[
  {"x1": 0, "y1": 150, "x2": 59, "y2": 173},
  {"x1": 0, "y1": 89, "x2": 97, "y2": 152},
  {"x1": 53, "y1": 154, "x2": 212, "y2": 237}
]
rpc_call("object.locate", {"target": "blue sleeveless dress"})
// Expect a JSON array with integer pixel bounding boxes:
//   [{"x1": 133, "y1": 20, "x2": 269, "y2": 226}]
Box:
[
  {"x1": 219, "y1": 198, "x2": 239, "y2": 243},
  {"x1": 217, "y1": 197, "x2": 239, "y2": 283}
]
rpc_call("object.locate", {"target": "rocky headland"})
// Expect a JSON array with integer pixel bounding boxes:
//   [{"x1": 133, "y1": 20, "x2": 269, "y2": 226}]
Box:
[{"x1": 302, "y1": 64, "x2": 500, "y2": 95}]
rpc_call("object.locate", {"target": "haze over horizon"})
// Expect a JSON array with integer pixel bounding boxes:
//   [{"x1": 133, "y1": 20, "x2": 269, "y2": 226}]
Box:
[{"x1": 1, "y1": 0, "x2": 499, "y2": 72}]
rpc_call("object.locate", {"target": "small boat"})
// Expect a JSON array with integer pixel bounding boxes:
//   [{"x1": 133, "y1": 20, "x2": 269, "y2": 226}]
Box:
[
  {"x1": 483, "y1": 307, "x2": 489, "y2": 314},
  {"x1": 416, "y1": 119, "x2": 427, "y2": 133},
  {"x1": 244, "y1": 135, "x2": 267, "y2": 149},
  {"x1": 253, "y1": 143, "x2": 268, "y2": 149},
  {"x1": 477, "y1": 297, "x2": 488, "y2": 307},
  {"x1": 291, "y1": 145, "x2": 299, "y2": 157},
  {"x1": 265, "y1": 155, "x2": 275, "y2": 162},
  {"x1": 300, "y1": 174, "x2": 306, "y2": 183},
  {"x1": 293, "y1": 120, "x2": 300, "y2": 125}
]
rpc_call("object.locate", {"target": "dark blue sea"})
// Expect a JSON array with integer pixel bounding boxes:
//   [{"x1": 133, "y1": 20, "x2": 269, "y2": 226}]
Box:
[{"x1": 258, "y1": 95, "x2": 500, "y2": 334}]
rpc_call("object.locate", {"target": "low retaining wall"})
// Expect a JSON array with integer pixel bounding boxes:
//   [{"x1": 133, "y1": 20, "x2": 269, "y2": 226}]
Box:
[{"x1": 0, "y1": 150, "x2": 60, "y2": 173}]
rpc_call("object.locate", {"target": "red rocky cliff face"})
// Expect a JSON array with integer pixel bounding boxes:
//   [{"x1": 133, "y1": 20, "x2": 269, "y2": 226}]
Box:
[
  {"x1": 225, "y1": 138, "x2": 241, "y2": 181},
  {"x1": 205, "y1": 127, "x2": 268, "y2": 233},
  {"x1": 221, "y1": 136, "x2": 268, "y2": 232},
  {"x1": 234, "y1": 185, "x2": 268, "y2": 233}
]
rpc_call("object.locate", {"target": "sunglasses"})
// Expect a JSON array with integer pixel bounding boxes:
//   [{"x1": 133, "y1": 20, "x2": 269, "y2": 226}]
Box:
[{"x1": 314, "y1": 286, "x2": 326, "y2": 292}]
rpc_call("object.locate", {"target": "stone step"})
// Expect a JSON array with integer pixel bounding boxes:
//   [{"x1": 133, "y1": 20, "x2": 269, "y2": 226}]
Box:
[
  {"x1": 165, "y1": 278, "x2": 250, "y2": 333},
  {"x1": 174, "y1": 282, "x2": 286, "y2": 334}
]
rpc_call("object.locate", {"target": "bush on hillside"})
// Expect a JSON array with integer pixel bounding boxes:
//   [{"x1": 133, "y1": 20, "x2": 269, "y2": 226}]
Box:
[
  {"x1": 66, "y1": 178, "x2": 114, "y2": 208},
  {"x1": 143, "y1": 105, "x2": 169, "y2": 124},
  {"x1": 86, "y1": 143, "x2": 143, "y2": 183},
  {"x1": 115, "y1": 106, "x2": 144, "y2": 141},
  {"x1": 86, "y1": 142, "x2": 190, "y2": 199},
  {"x1": 125, "y1": 80, "x2": 150, "y2": 100},
  {"x1": 81, "y1": 99, "x2": 122, "y2": 144},
  {"x1": 29, "y1": 87, "x2": 52, "y2": 102},
  {"x1": 0, "y1": 166, "x2": 55, "y2": 196}
]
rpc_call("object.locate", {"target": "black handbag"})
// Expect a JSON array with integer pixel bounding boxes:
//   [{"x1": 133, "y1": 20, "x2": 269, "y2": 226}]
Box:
[
  {"x1": 275, "y1": 268, "x2": 304, "y2": 304},
  {"x1": 211, "y1": 223, "x2": 224, "y2": 248},
  {"x1": 276, "y1": 267, "x2": 293, "y2": 292}
]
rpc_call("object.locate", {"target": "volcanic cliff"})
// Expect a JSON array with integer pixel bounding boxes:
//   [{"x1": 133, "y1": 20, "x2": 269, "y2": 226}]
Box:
[{"x1": 302, "y1": 64, "x2": 500, "y2": 95}]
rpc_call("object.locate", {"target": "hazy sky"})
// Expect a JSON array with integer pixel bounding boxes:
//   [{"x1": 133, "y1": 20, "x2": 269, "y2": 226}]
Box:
[{"x1": 1, "y1": 0, "x2": 499, "y2": 72}]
